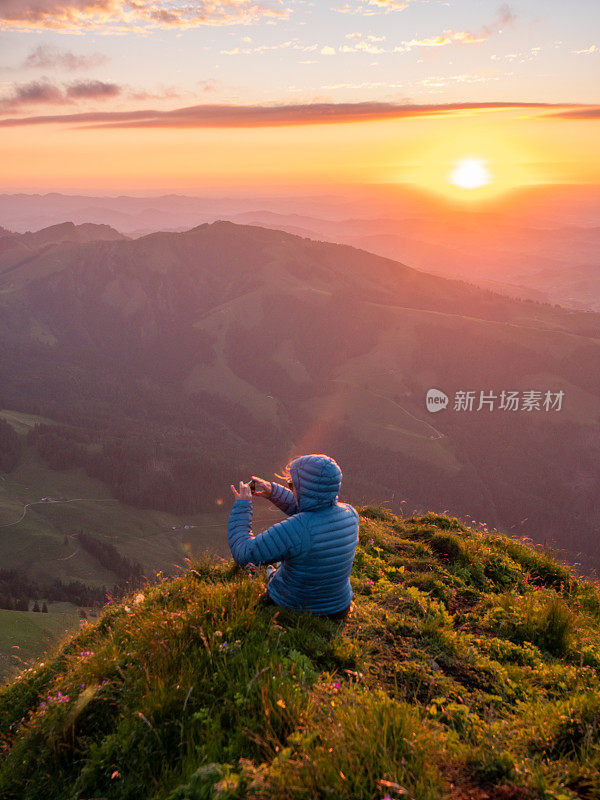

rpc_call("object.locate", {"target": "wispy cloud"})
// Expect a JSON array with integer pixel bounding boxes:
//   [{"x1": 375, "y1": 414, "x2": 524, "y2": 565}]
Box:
[
  {"x1": 339, "y1": 33, "x2": 386, "y2": 54},
  {"x1": 220, "y1": 39, "x2": 317, "y2": 56},
  {"x1": 66, "y1": 79, "x2": 121, "y2": 98},
  {"x1": 0, "y1": 100, "x2": 579, "y2": 127},
  {"x1": 395, "y1": 3, "x2": 516, "y2": 51},
  {"x1": 2, "y1": 80, "x2": 67, "y2": 107},
  {"x1": 419, "y1": 70, "x2": 502, "y2": 90},
  {"x1": 571, "y1": 44, "x2": 598, "y2": 55},
  {"x1": 365, "y1": 0, "x2": 409, "y2": 8},
  {"x1": 0, "y1": 0, "x2": 290, "y2": 33},
  {"x1": 0, "y1": 78, "x2": 122, "y2": 110},
  {"x1": 321, "y1": 80, "x2": 403, "y2": 90},
  {"x1": 333, "y1": 0, "x2": 412, "y2": 13},
  {"x1": 21, "y1": 45, "x2": 109, "y2": 70},
  {"x1": 546, "y1": 106, "x2": 600, "y2": 119},
  {"x1": 128, "y1": 85, "x2": 186, "y2": 100}
]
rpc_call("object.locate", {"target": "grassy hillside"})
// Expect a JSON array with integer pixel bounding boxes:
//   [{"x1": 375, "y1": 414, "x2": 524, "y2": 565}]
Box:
[{"x1": 1, "y1": 506, "x2": 599, "y2": 800}]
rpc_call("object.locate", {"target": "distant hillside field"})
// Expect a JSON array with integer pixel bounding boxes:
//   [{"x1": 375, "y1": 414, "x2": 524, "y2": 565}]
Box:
[
  {"x1": 0, "y1": 608, "x2": 80, "y2": 683},
  {"x1": 1, "y1": 507, "x2": 600, "y2": 799}
]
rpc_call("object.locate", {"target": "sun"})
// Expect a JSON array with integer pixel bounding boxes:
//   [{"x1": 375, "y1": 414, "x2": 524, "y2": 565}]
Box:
[{"x1": 448, "y1": 158, "x2": 491, "y2": 189}]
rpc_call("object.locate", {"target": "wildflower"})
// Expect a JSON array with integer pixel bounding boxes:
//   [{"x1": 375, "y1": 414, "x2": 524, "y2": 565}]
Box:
[
  {"x1": 134, "y1": 592, "x2": 144, "y2": 605},
  {"x1": 81, "y1": 683, "x2": 86, "y2": 689},
  {"x1": 332, "y1": 682, "x2": 340, "y2": 691},
  {"x1": 365, "y1": 579, "x2": 374, "y2": 587},
  {"x1": 367, "y1": 538, "x2": 374, "y2": 545},
  {"x1": 111, "y1": 770, "x2": 121, "y2": 779},
  {"x1": 344, "y1": 669, "x2": 364, "y2": 680}
]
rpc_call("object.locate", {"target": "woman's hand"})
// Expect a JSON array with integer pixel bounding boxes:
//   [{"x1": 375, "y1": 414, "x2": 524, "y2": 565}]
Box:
[
  {"x1": 230, "y1": 481, "x2": 252, "y2": 500},
  {"x1": 250, "y1": 476, "x2": 272, "y2": 498}
]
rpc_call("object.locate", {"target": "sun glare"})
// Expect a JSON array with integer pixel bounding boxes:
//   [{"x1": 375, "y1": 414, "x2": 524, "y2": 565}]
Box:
[{"x1": 449, "y1": 158, "x2": 491, "y2": 189}]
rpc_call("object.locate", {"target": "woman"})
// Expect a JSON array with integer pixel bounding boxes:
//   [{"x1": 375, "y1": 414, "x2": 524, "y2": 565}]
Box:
[{"x1": 228, "y1": 454, "x2": 359, "y2": 620}]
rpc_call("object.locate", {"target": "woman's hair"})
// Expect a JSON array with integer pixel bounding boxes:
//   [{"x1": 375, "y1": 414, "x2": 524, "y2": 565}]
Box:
[{"x1": 274, "y1": 458, "x2": 295, "y2": 483}]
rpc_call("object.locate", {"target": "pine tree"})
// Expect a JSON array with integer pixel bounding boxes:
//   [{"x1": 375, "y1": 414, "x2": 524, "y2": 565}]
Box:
[
  {"x1": 32, "y1": 600, "x2": 40, "y2": 612},
  {"x1": 41, "y1": 601, "x2": 48, "y2": 613}
]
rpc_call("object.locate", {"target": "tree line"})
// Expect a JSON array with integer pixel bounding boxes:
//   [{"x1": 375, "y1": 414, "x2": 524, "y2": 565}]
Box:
[
  {"x1": 0, "y1": 568, "x2": 107, "y2": 612},
  {"x1": 75, "y1": 530, "x2": 143, "y2": 582},
  {"x1": 0, "y1": 418, "x2": 20, "y2": 472},
  {"x1": 0, "y1": 530, "x2": 146, "y2": 612},
  {"x1": 27, "y1": 423, "x2": 234, "y2": 515}
]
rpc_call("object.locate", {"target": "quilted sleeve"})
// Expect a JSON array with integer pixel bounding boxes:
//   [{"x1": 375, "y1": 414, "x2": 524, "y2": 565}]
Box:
[
  {"x1": 268, "y1": 481, "x2": 299, "y2": 516},
  {"x1": 227, "y1": 498, "x2": 304, "y2": 566}
]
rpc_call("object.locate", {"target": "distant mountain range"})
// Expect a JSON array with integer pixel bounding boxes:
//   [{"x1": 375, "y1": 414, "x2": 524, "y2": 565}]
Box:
[
  {"x1": 1, "y1": 185, "x2": 598, "y2": 311},
  {"x1": 0, "y1": 220, "x2": 598, "y2": 575}
]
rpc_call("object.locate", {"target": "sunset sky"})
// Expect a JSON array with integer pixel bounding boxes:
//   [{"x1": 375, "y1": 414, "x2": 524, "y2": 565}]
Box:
[{"x1": 1, "y1": 0, "x2": 599, "y2": 197}]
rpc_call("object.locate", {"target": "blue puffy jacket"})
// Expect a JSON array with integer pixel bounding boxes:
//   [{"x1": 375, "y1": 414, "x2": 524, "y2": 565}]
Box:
[{"x1": 227, "y1": 454, "x2": 359, "y2": 615}]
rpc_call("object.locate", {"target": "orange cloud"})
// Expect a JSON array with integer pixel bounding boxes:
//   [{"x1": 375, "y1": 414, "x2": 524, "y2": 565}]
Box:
[
  {"x1": 0, "y1": 100, "x2": 580, "y2": 128},
  {"x1": 546, "y1": 107, "x2": 600, "y2": 119},
  {"x1": 0, "y1": 0, "x2": 290, "y2": 33}
]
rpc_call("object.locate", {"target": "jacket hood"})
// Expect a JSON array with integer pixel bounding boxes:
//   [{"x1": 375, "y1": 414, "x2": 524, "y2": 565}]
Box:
[{"x1": 289, "y1": 454, "x2": 342, "y2": 512}]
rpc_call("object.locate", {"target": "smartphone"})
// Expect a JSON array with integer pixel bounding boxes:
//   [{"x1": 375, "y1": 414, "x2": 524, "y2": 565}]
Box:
[{"x1": 247, "y1": 479, "x2": 256, "y2": 493}]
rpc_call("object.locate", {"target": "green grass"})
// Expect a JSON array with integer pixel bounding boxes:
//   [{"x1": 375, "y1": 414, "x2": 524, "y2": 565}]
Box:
[{"x1": 1, "y1": 505, "x2": 600, "y2": 799}]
